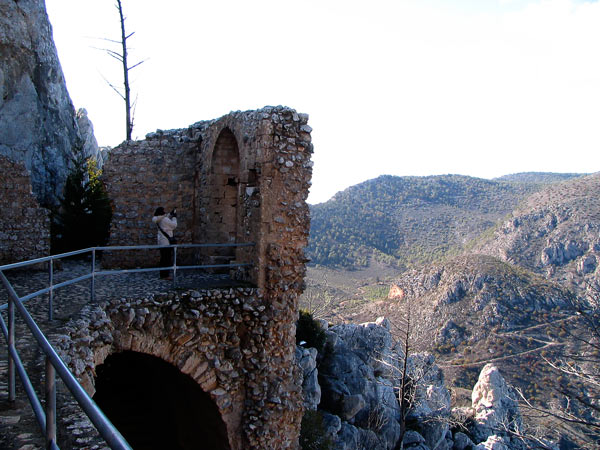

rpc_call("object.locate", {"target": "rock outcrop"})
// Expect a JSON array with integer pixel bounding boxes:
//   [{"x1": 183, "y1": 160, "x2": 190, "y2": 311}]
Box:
[
  {"x1": 76, "y1": 108, "x2": 106, "y2": 167},
  {"x1": 317, "y1": 317, "x2": 401, "y2": 450},
  {"x1": 472, "y1": 364, "x2": 522, "y2": 440},
  {"x1": 299, "y1": 317, "x2": 452, "y2": 449},
  {"x1": 0, "y1": 0, "x2": 82, "y2": 207},
  {"x1": 296, "y1": 318, "x2": 558, "y2": 450}
]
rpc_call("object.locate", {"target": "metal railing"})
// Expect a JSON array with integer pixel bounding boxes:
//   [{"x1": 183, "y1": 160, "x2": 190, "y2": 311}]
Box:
[{"x1": 0, "y1": 242, "x2": 255, "y2": 449}]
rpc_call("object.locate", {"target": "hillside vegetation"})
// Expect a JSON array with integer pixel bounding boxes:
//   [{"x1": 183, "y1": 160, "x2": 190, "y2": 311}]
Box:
[{"x1": 307, "y1": 174, "x2": 578, "y2": 269}]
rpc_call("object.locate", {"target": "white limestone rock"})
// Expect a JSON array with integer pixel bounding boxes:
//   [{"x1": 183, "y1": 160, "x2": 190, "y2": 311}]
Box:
[{"x1": 471, "y1": 364, "x2": 522, "y2": 442}]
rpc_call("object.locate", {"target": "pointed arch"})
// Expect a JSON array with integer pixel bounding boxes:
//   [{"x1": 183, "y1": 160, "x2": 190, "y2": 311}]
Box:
[{"x1": 207, "y1": 128, "x2": 240, "y2": 259}]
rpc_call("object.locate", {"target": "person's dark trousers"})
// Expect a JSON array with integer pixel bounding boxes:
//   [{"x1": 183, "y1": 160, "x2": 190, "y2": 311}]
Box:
[{"x1": 159, "y1": 247, "x2": 173, "y2": 279}]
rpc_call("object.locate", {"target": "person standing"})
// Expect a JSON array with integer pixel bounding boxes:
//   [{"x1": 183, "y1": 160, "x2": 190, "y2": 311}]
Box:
[{"x1": 152, "y1": 207, "x2": 177, "y2": 279}]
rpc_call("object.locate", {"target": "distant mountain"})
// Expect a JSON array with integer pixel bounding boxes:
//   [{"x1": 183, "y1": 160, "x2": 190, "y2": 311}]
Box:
[
  {"x1": 472, "y1": 173, "x2": 600, "y2": 294},
  {"x1": 308, "y1": 174, "x2": 561, "y2": 268},
  {"x1": 493, "y1": 172, "x2": 585, "y2": 184}
]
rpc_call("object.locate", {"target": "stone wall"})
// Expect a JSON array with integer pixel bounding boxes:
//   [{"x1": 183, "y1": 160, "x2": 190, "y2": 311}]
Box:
[
  {"x1": 0, "y1": 155, "x2": 50, "y2": 265},
  {"x1": 102, "y1": 106, "x2": 312, "y2": 292},
  {"x1": 56, "y1": 288, "x2": 304, "y2": 449}
]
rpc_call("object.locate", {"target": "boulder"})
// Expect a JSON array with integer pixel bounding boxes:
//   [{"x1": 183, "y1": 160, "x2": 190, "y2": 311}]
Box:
[
  {"x1": 403, "y1": 430, "x2": 430, "y2": 449},
  {"x1": 319, "y1": 318, "x2": 401, "y2": 449},
  {"x1": 321, "y1": 412, "x2": 342, "y2": 442},
  {"x1": 452, "y1": 431, "x2": 474, "y2": 450}
]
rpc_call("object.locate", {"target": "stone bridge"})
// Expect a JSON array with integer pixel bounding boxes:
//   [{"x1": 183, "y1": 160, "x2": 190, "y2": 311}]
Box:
[{"x1": 0, "y1": 106, "x2": 313, "y2": 449}]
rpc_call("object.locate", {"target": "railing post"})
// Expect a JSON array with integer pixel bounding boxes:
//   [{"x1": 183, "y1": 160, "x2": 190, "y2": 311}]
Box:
[
  {"x1": 172, "y1": 245, "x2": 177, "y2": 288},
  {"x1": 45, "y1": 357, "x2": 57, "y2": 448},
  {"x1": 48, "y1": 259, "x2": 53, "y2": 321},
  {"x1": 91, "y1": 248, "x2": 96, "y2": 302},
  {"x1": 7, "y1": 279, "x2": 15, "y2": 402}
]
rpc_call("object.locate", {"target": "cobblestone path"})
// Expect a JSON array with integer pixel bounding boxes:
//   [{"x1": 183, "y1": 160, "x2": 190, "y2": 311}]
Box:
[{"x1": 0, "y1": 257, "x2": 248, "y2": 449}]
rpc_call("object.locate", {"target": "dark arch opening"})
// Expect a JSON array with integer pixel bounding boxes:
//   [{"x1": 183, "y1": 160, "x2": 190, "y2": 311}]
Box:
[
  {"x1": 93, "y1": 351, "x2": 230, "y2": 450},
  {"x1": 206, "y1": 128, "x2": 240, "y2": 263}
]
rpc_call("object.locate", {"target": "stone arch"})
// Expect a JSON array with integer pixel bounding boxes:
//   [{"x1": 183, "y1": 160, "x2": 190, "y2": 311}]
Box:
[
  {"x1": 93, "y1": 351, "x2": 231, "y2": 450},
  {"x1": 58, "y1": 296, "x2": 253, "y2": 450},
  {"x1": 206, "y1": 127, "x2": 240, "y2": 262}
]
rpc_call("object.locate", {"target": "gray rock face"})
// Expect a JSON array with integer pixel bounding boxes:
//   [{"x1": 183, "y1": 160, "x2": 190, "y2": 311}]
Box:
[
  {"x1": 77, "y1": 108, "x2": 103, "y2": 166},
  {"x1": 403, "y1": 430, "x2": 430, "y2": 449},
  {"x1": 0, "y1": 0, "x2": 81, "y2": 206},
  {"x1": 296, "y1": 318, "x2": 538, "y2": 450},
  {"x1": 319, "y1": 317, "x2": 401, "y2": 450},
  {"x1": 474, "y1": 435, "x2": 509, "y2": 450},
  {"x1": 541, "y1": 240, "x2": 586, "y2": 267},
  {"x1": 295, "y1": 346, "x2": 321, "y2": 410}
]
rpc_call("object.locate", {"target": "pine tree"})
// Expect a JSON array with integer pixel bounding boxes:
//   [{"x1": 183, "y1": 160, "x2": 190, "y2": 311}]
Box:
[{"x1": 52, "y1": 157, "x2": 112, "y2": 253}]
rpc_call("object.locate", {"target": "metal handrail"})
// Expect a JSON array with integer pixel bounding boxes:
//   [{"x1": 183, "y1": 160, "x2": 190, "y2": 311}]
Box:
[{"x1": 0, "y1": 242, "x2": 255, "y2": 449}]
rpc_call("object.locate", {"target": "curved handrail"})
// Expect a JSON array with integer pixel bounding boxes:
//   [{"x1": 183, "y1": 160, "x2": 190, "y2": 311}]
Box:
[{"x1": 0, "y1": 241, "x2": 255, "y2": 449}]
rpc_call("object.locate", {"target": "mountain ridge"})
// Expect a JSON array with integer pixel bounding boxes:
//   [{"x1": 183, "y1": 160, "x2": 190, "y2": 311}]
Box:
[{"x1": 307, "y1": 172, "x2": 584, "y2": 269}]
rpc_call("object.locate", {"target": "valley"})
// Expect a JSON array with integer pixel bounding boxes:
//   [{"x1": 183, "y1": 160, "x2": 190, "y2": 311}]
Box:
[{"x1": 301, "y1": 171, "x2": 599, "y2": 446}]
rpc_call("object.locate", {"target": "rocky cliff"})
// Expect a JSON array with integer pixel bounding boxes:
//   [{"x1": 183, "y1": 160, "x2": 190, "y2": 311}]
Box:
[
  {"x1": 297, "y1": 318, "x2": 540, "y2": 449},
  {"x1": 341, "y1": 254, "x2": 584, "y2": 444},
  {"x1": 0, "y1": 0, "x2": 81, "y2": 207},
  {"x1": 472, "y1": 173, "x2": 600, "y2": 296}
]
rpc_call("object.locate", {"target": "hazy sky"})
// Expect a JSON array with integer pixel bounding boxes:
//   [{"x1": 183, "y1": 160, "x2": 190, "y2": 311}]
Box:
[{"x1": 45, "y1": 0, "x2": 600, "y2": 204}]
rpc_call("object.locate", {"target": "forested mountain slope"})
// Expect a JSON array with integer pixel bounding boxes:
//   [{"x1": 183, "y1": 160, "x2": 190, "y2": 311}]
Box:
[
  {"x1": 308, "y1": 174, "x2": 555, "y2": 268},
  {"x1": 494, "y1": 172, "x2": 585, "y2": 184}
]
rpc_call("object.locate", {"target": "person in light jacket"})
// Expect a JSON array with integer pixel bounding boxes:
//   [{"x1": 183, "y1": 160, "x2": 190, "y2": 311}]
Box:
[{"x1": 152, "y1": 207, "x2": 177, "y2": 279}]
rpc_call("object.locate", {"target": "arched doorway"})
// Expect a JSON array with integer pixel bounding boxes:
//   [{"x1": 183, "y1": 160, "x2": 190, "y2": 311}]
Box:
[
  {"x1": 206, "y1": 128, "x2": 240, "y2": 263},
  {"x1": 93, "y1": 351, "x2": 231, "y2": 450}
]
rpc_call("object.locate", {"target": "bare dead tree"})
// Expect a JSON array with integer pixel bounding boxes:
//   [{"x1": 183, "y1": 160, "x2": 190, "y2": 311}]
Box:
[
  {"x1": 397, "y1": 299, "x2": 414, "y2": 445},
  {"x1": 99, "y1": 0, "x2": 145, "y2": 141},
  {"x1": 379, "y1": 297, "x2": 432, "y2": 448}
]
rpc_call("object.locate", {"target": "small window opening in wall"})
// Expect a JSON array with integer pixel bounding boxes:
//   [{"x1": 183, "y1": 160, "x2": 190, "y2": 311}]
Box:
[
  {"x1": 247, "y1": 169, "x2": 258, "y2": 187},
  {"x1": 93, "y1": 351, "x2": 231, "y2": 450},
  {"x1": 227, "y1": 177, "x2": 237, "y2": 186}
]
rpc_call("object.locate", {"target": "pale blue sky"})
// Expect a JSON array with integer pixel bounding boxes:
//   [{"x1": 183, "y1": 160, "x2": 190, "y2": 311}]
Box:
[{"x1": 46, "y1": 0, "x2": 600, "y2": 204}]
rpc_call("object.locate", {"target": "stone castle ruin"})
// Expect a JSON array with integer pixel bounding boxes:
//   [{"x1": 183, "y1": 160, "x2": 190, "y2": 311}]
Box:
[
  {"x1": 1, "y1": 1, "x2": 314, "y2": 447},
  {"x1": 53, "y1": 106, "x2": 314, "y2": 449},
  {"x1": 101, "y1": 106, "x2": 313, "y2": 290}
]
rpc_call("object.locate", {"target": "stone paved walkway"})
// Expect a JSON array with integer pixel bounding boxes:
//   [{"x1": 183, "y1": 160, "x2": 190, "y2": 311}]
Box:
[{"x1": 0, "y1": 257, "x2": 250, "y2": 449}]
